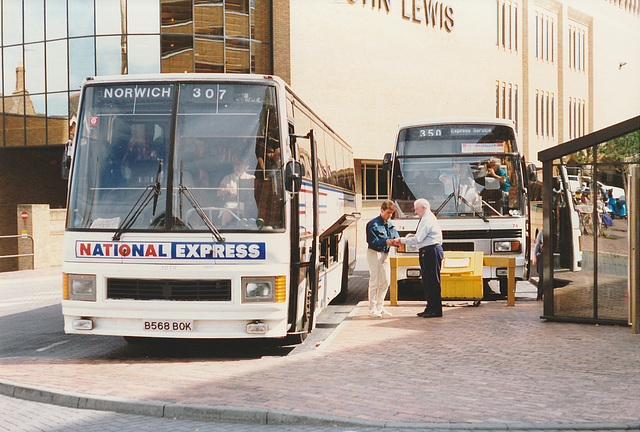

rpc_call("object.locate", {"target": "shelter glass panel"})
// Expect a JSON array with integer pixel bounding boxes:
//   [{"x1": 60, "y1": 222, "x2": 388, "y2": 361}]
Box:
[
  {"x1": 552, "y1": 159, "x2": 594, "y2": 319},
  {"x1": 596, "y1": 162, "x2": 628, "y2": 321}
]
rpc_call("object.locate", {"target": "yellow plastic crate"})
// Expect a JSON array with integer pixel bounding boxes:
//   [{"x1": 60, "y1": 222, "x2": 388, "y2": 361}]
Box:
[{"x1": 441, "y1": 251, "x2": 484, "y2": 299}]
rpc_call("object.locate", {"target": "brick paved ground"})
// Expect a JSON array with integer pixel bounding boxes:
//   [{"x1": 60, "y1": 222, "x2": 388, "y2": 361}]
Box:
[{"x1": 1, "y1": 263, "x2": 639, "y2": 428}]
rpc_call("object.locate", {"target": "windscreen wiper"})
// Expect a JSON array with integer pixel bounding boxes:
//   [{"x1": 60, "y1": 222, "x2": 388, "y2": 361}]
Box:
[
  {"x1": 112, "y1": 160, "x2": 162, "y2": 241},
  {"x1": 179, "y1": 183, "x2": 225, "y2": 243},
  {"x1": 434, "y1": 190, "x2": 489, "y2": 222}
]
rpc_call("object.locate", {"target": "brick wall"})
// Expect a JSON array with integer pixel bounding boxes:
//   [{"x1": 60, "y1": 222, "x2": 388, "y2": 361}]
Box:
[
  {"x1": 0, "y1": 147, "x2": 67, "y2": 272},
  {"x1": 271, "y1": 0, "x2": 291, "y2": 83}
]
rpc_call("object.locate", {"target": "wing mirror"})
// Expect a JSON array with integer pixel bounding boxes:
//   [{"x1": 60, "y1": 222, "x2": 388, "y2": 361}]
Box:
[{"x1": 285, "y1": 160, "x2": 304, "y2": 193}]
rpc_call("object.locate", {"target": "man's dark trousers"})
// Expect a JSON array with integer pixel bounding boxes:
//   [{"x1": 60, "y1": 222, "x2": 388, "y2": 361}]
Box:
[{"x1": 419, "y1": 245, "x2": 444, "y2": 315}]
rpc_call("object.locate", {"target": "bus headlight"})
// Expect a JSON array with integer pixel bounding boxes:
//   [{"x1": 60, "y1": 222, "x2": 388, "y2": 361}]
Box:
[
  {"x1": 68, "y1": 274, "x2": 96, "y2": 301},
  {"x1": 493, "y1": 241, "x2": 521, "y2": 253},
  {"x1": 242, "y1": 277, "x2": 275, "y2": 302}
]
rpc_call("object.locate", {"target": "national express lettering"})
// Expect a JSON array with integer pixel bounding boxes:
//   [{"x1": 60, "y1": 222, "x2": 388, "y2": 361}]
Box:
[{"x1": 75, "y1": 241, "x2": 265, "y2": 260}]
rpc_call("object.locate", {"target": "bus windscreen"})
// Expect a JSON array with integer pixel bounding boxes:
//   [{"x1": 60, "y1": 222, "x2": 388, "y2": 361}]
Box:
[{"x1": 392, "y1": 124, "x2": 522, "y2": 218}]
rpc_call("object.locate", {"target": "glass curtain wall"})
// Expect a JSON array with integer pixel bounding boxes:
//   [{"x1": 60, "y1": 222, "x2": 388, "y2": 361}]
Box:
[
  {"x1": 161, "y1": 0, "x2": 272, "y2": 74},
  {"x1": 1, "y1": 0, "x2": 272, "y2": 148}
]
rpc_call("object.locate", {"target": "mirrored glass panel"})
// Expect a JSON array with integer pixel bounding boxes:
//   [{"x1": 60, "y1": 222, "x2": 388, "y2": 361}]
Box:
[
  {"x1": 46, "y1": 40, "x2": 68, "y2": 92},
  {"x1": 161, "y1": 0, "x2": 193, "y2": 34},
  {"x1": 46, "y1": 91, "x2": 69, "y2": 117},
  {"x1": 97, "y1": 36, "x2": 124, "y2": 76},
  {"x1": 69, "y1": 0, "x2": 95, "y2": 37},
  {"x1": 161, "y1": 34, "x2": 193, "y2": 73},
  {"x1": 46, "y1": 0, "x2": 67, "y2": 40},
  {"x1": 225, "y1": 43, "x2": 250, "y2": 74},
  {"x1": 26, "y1": 94, "x2": 46, "y2": 146},
  {"x1": 128, "y1": 36, "x2": 161, "y2": 74},
  {"x1": 128, "y1": 0, "x2": 160, "y2": 34},
  {"x1": 69, "y1": 37, "x2": 96, "y2": 90},
  {"x1": 47, "y1": 92, "x2": 70, "y2": 145},
  {"x1": 2, "y1": 1, "x2": 23, "y2": 46},
  {"x1": 195, "y1": 37, "x2": 224, "y2": 72},
  {"x1": 3, "y1": 46, "x2": 23, "y2": 97},
  {"x1": 95, "y1": 0, "x2": 123, "y2": 35},
  {"x1": 29, "y1": 92, "x2": 46, "y2": 114},
  {"x1": 25, "y1": 0, "x2": 45, "y2": 43},
  {"x1": 25, "y1": 43, "x2": 46, "y2": 94},
  {"x1": 195, "y1": 0, "x2": 223, "y2": 36}
]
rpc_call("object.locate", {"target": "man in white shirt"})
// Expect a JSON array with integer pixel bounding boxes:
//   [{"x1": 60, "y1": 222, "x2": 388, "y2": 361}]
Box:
[{"x1": 393, "y1": 198, "x2": 444, "y2": 318}]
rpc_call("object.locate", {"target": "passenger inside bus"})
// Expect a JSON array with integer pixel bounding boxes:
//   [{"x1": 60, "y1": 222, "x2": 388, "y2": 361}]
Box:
[
  {"x1": 439, "y1": 162, "x2": 480, "y2": 208},
  {"x1": 484, "y1": 157, "x2": 511, "y2": 214},
  {"x1": 254, "y1": 108, "x2": 283, "y2": 228},
  {"x1": 218, "y1": 155, "x2": 256, "y2": 226}
]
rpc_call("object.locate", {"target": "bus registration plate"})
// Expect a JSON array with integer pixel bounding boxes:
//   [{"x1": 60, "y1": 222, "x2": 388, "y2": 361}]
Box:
[{"x1": 143, "y1": 320, "x2": 194, "y2": 332}]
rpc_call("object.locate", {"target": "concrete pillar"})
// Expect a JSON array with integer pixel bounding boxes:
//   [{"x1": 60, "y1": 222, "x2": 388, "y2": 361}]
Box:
[{"x1": 16, "y1": 204, "x2": 51, "y2": 270}]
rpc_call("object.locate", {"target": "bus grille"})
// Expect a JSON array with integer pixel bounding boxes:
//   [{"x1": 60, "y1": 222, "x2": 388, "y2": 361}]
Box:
[
  {"x1": 443, "y1": 242, "x2": 475, "y2": 251},
  {"x1": 443, "y1": 229, "x2": 522, "y2": 240},
  {"x1": 107, "y1": 279, "x2": 231, "y2": 301}
]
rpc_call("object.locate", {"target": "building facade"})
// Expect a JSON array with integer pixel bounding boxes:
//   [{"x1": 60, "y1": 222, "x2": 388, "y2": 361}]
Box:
[{"x1": 1, "y1": 0, "x2": 639, "y2": 269}]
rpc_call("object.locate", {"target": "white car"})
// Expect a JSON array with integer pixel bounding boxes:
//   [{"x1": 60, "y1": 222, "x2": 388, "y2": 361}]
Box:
[
  {"x1": 582, "y1": 177, "x2": 625, "y2": 200},
  {"x1": 566, "y1": 175, "x2": 582, "y2": 192}
]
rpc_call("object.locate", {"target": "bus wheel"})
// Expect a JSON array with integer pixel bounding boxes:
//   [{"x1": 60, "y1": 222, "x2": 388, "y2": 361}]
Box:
[
  {"x1": 282, "y1": 331, "x2": 308, "y2": 345},
  {"x1": 499, "y1": 278, "x2": 509, "y2": 297}
]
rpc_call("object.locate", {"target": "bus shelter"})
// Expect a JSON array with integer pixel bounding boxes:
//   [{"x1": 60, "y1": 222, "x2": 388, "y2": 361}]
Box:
[{"x1": 538, "y1": 115, "x2": 640, "y2": 327}]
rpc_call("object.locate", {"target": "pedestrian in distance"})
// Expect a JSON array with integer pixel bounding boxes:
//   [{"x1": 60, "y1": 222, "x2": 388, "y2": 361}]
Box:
[
  {"x1": 366, "y1": 200, "x2": 400, "y2": 318},
  {"x1": 392, "y1": 198, "x2": 444, "y2": 318},
  {"x1": 532, "y1": 229, "x2": 544, "y2": 301}
]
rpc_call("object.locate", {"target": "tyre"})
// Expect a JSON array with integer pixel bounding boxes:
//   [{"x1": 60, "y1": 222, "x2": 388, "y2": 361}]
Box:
[{"x1": 499, "y1": 277, "x2": 509, "y2": 297}]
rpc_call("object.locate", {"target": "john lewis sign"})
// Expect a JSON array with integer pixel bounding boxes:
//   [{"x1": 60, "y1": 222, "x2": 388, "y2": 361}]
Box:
[{"x1": 348, "y1": 0, "x2": 455, "y2": 32}]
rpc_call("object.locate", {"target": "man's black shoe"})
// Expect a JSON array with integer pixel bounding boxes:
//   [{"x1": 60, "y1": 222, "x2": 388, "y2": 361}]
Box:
[
  {"x1": 421, "y1": 312, "x2": 442, "y2": 318},
  {"x1": 416, "y1": 310, "x2": 429, "y2": 317}
]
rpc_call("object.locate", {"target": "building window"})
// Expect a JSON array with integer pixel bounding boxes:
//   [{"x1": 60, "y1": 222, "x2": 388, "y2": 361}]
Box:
[
  {"x1": 568, "y1": 23, "x2": 587, "y2": 72},
  {"x1": 568, "y1": 97, "x2": 587, "y2": 139},
  {"x1": 496, "y1": 1, "x2": 518, "y2": 52},
  {"x1": 496, "y1": 80, "x2": 518, "y2": 132},
  {"x1": 361, "y1": 163, "x2": 389, "y2": 200},
  {"x1": 535, "y1": 11, "x2": 555, "y2": 63},
  {"x1": 535, "y1": 89, "x2": 555, "y2": 139}
]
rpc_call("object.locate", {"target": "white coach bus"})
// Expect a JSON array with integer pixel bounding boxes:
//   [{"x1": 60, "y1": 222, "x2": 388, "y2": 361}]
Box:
[
  {"x1": 62, "y1": 74, "x2": 358, "y2": 343},
  {"x1": 383, "y1": 118, "x2": 538, "y2": 296}
]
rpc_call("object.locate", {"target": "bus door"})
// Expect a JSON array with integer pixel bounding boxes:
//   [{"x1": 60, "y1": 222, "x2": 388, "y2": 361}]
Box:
[{"x1": 287, "y1": 128, "x2": 318, "y2": 339}]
